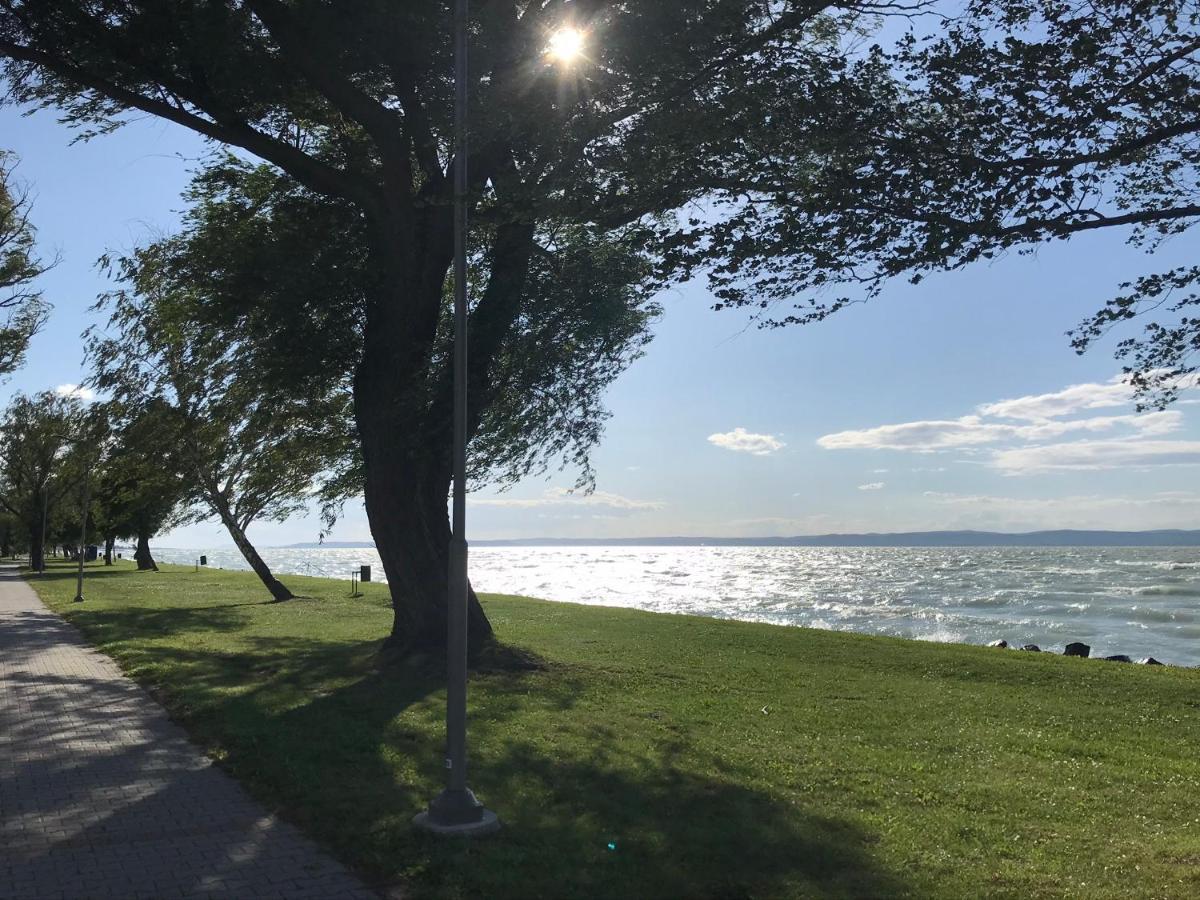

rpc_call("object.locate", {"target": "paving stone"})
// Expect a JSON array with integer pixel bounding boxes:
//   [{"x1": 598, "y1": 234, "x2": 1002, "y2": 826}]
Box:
[{"x1": 0, "y1": 567, "x2": 378, "y2": 900}]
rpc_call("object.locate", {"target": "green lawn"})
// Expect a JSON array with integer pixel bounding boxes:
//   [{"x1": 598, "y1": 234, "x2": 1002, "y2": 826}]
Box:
[{"x1": 23, "y1": 560, "x2": 1200, "y2": 899}]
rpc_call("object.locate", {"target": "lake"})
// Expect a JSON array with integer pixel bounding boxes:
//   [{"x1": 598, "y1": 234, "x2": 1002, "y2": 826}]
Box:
[{"x1": 151, "y1": 544, "x2": 1200, "y2": 666}]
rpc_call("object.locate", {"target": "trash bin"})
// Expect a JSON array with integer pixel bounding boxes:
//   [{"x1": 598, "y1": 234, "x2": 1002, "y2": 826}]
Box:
[{"x1": 360, "y1": 565, "x2": 372, "y2": 583}]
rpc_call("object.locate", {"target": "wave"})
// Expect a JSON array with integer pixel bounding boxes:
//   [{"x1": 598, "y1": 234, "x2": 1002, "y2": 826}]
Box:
[
  {"x1": 1133, "y1": 584, "x2": 1200, "y2": 598},
  {"x1": 150, "y1": 545, "x2": 1200, "y2": 666}
]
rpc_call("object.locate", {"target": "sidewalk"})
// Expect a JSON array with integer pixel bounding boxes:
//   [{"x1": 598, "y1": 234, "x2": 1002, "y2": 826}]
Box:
[{"x1": 0, "y1": 566, "x2": 376, "y2": 900}]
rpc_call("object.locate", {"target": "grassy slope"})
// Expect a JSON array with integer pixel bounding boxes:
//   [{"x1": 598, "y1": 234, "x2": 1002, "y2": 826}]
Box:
[{"x1": 24, "y1": 560, "x2": 1200, "y2": 899}]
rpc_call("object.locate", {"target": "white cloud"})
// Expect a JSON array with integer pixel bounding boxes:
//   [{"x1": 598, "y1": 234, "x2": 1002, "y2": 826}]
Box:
[
  {"x1": 817, "y1": 373, "x2": 1198, "y2": 477},
  {"x1": 872, "y1": 468, "x2": 889, "y2": 474},
  {"x1": 978, "y1": 376, "x2": 1134, "y2": 421},
  {"x1": 54, "y1": 383, "x2": 95, "y2": 403},
  {"x1": 817, "y1": 411, "x2": 1180, "y2": 452},
  {"x1": 469, "y1": 487, "x2": 663, "y2": 511},
  {"x1": 708, "y1": 427, "x2": 786, "y2": 456},
  {"x1": 858, "y1": 482, "x2": 886, "y2": 491},
  {"x1": 989, "y1": 439, "x2": 1200, "y2": 474}
]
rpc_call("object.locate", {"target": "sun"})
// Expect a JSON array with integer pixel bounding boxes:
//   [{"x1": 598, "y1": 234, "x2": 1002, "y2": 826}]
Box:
[{"x1": 547, "y1": 26, "x2": 586, "y2": 64}]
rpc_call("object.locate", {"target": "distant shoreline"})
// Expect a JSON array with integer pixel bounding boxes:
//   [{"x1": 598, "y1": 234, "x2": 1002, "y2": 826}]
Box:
[{"x1": 198, "y1": 528, "x2": 1200, "y2": 551}]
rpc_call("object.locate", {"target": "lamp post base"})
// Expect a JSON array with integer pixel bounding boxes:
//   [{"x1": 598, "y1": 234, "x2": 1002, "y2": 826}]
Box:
[
  {"x1": 413, "y1": 808, "x2": 500, "y2": 837},
  {"x1": 414, "y1": 787, "x2": 500, "y2": 836}
]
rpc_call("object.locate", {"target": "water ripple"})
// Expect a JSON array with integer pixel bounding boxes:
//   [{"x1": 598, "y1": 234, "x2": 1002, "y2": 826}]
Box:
[{"x1": 153, "y1": 545, "x2": 1200, "y2": 666}]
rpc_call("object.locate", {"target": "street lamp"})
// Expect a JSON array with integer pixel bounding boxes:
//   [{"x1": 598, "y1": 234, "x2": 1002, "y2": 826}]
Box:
[
  {"x1": 413, "y1": 12, "x2": 589, "y2": 840},
  {"x1": 413, "y1": 0, "x2": 499, "y2": 837},
  {"x1": 72, "y1": 461, "x2": 91, "y2": 603},
  {"x1": 38, "y1": 481, "x2": 48, "y2": 573}
]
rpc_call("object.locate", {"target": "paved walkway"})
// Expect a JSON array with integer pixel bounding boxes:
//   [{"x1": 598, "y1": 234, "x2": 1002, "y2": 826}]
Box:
[{"x1": 0, "y1": 566, "x2": 377, "y2": 900}]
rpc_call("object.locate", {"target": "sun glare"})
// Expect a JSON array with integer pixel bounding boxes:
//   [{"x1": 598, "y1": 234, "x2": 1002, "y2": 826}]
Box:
[{"x1": 547, "y1": 26, "x2": 585, "y2": 64}]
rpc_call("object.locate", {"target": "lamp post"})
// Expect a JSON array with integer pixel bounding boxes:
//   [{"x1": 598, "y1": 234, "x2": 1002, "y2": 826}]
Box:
[
  {"x1": 73, "y1": 461, "x2": 91, "y2": 603},
  {"x1": 38, "y1": 482, "x2": 48, "y2": 573},
  {"x1": 413, "y1": 0, "x2": 499, "y2": 837}
]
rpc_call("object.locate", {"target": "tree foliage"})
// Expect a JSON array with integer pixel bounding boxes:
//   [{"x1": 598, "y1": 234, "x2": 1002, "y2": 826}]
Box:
[
  {"x1": 662, "y1": 0, "x2": 1200, "y2": 405},
  {"x1": 167, "y1": 157, "x2": 659, "y2": 496},
  {"x1": 0, "y1": 150, "x2": 49, "y2": 375},
  {"x1": 0, "y1": 0, "x2": 979, "y2": 649},
  {"x1": 91, "y1": 400, "x2": 192, "y2": 569},
  {"x1": 0, "y1": 390, "x2": 87, "y2": 570},
  {"x1": 88, "y1": 238, "x2": 357, "y2": 601}
]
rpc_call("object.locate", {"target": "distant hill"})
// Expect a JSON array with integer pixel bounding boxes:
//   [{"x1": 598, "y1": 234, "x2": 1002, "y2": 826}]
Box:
[{"x1": 282, "y1": 529, "x2": 1200, "y2": 549}]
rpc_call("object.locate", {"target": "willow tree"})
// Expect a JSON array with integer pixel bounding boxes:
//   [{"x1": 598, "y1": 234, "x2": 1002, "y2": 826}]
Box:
[
  {"x1": 89, "y1": 247, "x2": 356, "y2": 603},
  {"x1": 0, "y1": 1, "x2": 916, "y2": 649},
  {"x1": 0, "y1": 150, "x2": 49, "y2": 376},
  {"x1": 91, "y1": 401, "x2": 193, "y2": 570},
  {"x1": 95, "y1": 154, "x2": 659, "y2": 618},
  {"x1": 0, "y1": 390, "x2": 87, "y2": 571},
  {"x1": 663, "y1": 0, "x2": 1200, "y2": 406}
]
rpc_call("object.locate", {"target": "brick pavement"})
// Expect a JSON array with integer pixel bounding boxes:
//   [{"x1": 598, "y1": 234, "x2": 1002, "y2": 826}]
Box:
[{"x1": 0, "y1": 566, "x2": 377, "y2": 899}]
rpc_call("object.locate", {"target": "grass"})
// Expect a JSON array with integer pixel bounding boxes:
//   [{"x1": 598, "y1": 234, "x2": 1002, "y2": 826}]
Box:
[{"x1": 22, "y1": 559, "x2": 1200, "y2": 899}]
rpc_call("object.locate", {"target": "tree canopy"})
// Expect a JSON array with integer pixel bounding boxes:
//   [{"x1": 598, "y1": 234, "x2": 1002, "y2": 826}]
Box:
[
  {"x1": 91, "y1": 400, "x2": 193, "y2": 570},
  {"x1": 2, "y1": 0, "x2": 916, "y2": 649},
  {"x1": 662, "y1": 0, "x2": 1200, "y2": 405},
  {"x1": 89, "y1": 235, "x2": 358, "y2": 602},
  {"x1": 0, "y1": 150, "x2": 49, "y2": 376},
  {"x1": 0, "y1": 390, "x2": 88, "y2": 570},
  {"x1": 7, "y1": 1, "x2": 1188, "y2": 648}
]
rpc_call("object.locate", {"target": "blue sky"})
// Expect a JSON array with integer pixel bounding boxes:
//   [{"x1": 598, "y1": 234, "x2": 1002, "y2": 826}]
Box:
[{"x1": 3, "y1": 106, "x2": 1198, "y2": 547}]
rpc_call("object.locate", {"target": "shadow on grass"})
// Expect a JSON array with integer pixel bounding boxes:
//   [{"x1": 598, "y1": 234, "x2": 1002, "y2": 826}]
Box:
[
  {"x1": 34, "y1": 594, "x2": 910, "y2": 899},
  {"x1": 247, "y1": 661, "x2": 910, "y2": 899},
  {"x1": 63, "y1": 603, "x2": 268, "y2": 645},
  {"x1": 23, "y1": 566, "x2": 143, "y2": 582}
]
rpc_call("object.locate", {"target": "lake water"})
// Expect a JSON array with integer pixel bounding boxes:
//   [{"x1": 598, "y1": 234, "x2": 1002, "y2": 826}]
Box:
[{"x1": 151, "y1": 545, "x2": 1200, "y2": 666}]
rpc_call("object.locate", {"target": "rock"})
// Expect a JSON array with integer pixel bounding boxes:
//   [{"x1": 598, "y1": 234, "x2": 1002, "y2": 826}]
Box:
[
  {"x1": 1102, "y1": 654, "x2": 1132, "y2": 663},
  {"x1": 1020, "y1": 644, "x2": 1041, "y2": 652},
  {"x1": 1137, "y1": 657, "x2": 1165, "y2": 666},
  {"x1": 1063, "y1": 642, "x2": 1091, "y2": 658},
  {"x1": 987, "y1": 639, "x2": 1008, "y2": 648}
]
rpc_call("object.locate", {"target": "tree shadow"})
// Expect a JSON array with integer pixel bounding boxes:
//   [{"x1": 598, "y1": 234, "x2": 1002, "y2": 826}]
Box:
[
  {"x1": 0, "y1": 668, "x2": 369, "y2": 899},
  {"x1": 6, "y1": 576, "x2": 910, "y2": 898},
  {"x1": 244, "y1": 660, "x2": 911, "y2": 899},
  {"x1": 20, "y1": 566, "x2": 140, "y2": 582},
  {"x1": 64, "y1": 602, "x2": 263, "y2": 644}
]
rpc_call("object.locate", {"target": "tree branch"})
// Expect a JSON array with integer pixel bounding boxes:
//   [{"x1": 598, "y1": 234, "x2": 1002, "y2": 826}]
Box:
[{"x1": 0, "y1": 38, "x2": 379, "y2": 213}]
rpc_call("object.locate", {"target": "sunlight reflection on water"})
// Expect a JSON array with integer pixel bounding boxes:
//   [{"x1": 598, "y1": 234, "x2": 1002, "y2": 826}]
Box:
[{"x1": 152, "y1": 545, "x2": 1200, "y2": 665}]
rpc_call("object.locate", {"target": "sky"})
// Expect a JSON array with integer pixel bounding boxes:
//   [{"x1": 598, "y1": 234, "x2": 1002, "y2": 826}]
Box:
[{"x1": 3, "y1": 104, "x2": 1199, "y2": 548}]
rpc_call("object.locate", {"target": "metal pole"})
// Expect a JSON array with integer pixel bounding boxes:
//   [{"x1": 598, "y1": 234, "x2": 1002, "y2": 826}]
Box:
[
  {"x1": 415, "y1": 0, "x2": 498, "y2": 836},
  {"x1": 73, "y1": 464, "x2": 90, "y2": 603},
  {"x1": 39, "y1": 483, "x2": 48, "y2": 573},
  {"x1": 447, "y1": 0, "x2": 471, "y2": 801}
]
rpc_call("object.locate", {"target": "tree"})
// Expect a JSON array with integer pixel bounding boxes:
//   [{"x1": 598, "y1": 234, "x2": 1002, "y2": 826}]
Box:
[
  {"x1": 89, "y1": 245, "x2": 357, "y2": 602},
  {"x1": 0, "y1": 510, "x2": 18, "y2": 557},
  {"x1": 0, "y1": 150, "x2": 49, "y2": 375},
  {"x1": 661, "y1": 0, "x2": 1200, "y2": 406},
  {"x1": 92, "y1": 402, "x2": 192, "y2": 570},
  {"x1": 0, "y1": 0, "x2": 924, "y2": 650},
  {"x1": 0, "y1": 390, "x2": 87, "y2": 571}
]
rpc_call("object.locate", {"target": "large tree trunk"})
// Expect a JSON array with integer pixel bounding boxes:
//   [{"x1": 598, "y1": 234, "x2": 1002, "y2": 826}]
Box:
[
  {"x1": 211, "y1": 497, "x2": 294, "y2": 602},
  {"x1": 354, "y1": 220, "x2": 493, "y2": 654},
  {"x1": 28, "y1": 520, "x2": 44, "y2": 571},
  {"x1": 104, "y1": 534, "x2": 115, "y2": 566},
  {"x1": 359, "y1": 425, "x2": 492, "y2": 653},
  {"x1": 134, "y1": 529, "x2": 158, "y2": 571}
]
